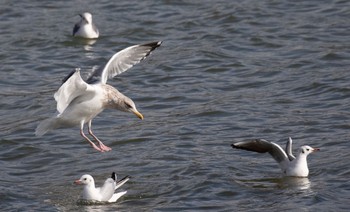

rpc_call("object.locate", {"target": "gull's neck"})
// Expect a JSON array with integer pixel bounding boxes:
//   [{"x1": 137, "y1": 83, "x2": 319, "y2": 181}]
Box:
[
  {"x1": 82, "y1": 181, "x2": 99, "y2": 200},
  {"x1": 295, "y1": 152, "x2": 308, "y2": 165},
  {"x1": 83, "y1": 181, "x2": 96, "y2": 191}
]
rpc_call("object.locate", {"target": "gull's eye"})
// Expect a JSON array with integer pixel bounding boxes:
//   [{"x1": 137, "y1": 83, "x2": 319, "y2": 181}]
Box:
[
  {"x1": 83, "y1": 178, "x2": 87, "y2": 181},
  {"x1": 125, "y1": 103, "x2": 132, "y2": 108},
  {"x1": 306, "y1": 148, "x2": 310, "y2": 151}
]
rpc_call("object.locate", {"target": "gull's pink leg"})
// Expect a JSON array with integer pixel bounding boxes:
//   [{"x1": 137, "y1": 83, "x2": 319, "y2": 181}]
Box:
[
  {"x1": 88, "y1": 121, "x2": 112, "y2": 151},
  {"x1": 80, "y1": 122, "x2": 104, "y2": 152}
]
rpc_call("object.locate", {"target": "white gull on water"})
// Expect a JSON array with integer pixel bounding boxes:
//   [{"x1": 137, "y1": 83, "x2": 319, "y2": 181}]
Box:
[
  {"x1": 231, "y1": 137, "x2": 320, "y2": 177},
  {"x1": 73, "y1": 12, "x2": 99, "y2": 39},
  {"x1": 35, "y1": 41, "x2": 162, "y2": 152},
  {"x1": 74, "y1": 172, "x2": 130, "y2": 203}
]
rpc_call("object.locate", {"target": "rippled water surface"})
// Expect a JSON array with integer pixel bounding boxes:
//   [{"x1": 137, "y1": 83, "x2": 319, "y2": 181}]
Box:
[{"x1": 1, "y1": 0, "x2": 350, "y2": 211}]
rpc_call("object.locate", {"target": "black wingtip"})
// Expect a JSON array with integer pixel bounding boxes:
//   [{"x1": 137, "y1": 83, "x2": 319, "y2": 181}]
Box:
[
  {"x1": 123, "y1": 175, "x2": 131, "y2": 180},
  {"x1": 117, "y1": 175, "x2": 131, "y2": 183},
  {"x1": 111, "y1": 172, "x2": 116, "y2": 181},
  {"x1": 61, "y1": 68, "x2": 79, "y2": 84},
  {"x1": 231, "y1": 143, "x2": 237, "y2": 149},
  {"x1": 138, "y1": 41, "x2": 162, "y2": 60},
  {"x1": 141, "y1": 41, "x2": 163, "y2": 50}
]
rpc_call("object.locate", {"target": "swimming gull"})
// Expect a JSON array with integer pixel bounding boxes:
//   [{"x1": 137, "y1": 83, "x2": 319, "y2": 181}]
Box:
[
  {"x1": 73, "y1": 12, "x2": 99, "y2": 39},
  {"x1": 74, "y1": 172, "x2": 130, "y2": 203},
  {"x1": 231, "y1": 137, "x2": 320, "y2": 177},
  {"x1": 35, "y1": 41, "x2": 162, "y2": 152}
]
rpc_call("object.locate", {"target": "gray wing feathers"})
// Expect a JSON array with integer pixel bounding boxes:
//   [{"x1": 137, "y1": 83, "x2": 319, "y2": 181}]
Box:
[
  {"x1": 285, "y1": 137, "x2": 296, "y2": 161},
  {"x1": 72, "y1": 24, "x2": 80, "y2": 36},
  {"x1": 87, "y1": 41, "x2": 162, "y2": 84},
  {"x1": 115, "y1": 175, "x2": 130, "y2": 190},
  {"x1": 232, "y1": 139, "x2": 289, "y2": 164}
]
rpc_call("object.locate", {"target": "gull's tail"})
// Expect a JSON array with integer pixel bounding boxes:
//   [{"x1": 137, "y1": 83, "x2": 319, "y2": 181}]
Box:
[
  {"x1": 35, "y1": 117, "x2": 58, "y2": 136},
  {"x1": 108, "y1": 191, "x2": 127, "y2": 203}
]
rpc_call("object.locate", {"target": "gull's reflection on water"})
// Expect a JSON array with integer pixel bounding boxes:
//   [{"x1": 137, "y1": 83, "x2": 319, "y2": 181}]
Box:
[
  {"x1": 278, "y1": 177, "x2": 311, "y2": 191},
  {"x1": 83, "y1": 39, "x2": 97, "y2": 51},
  {"x1": 82, "y1": 39, "x2": 97, "y2": 60},
  {"x1": 234, "y1": 176, "x2": 311, "y2": 191}
]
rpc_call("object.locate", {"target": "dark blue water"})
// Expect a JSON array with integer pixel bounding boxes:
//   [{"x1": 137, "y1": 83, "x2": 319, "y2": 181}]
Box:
[{"x1": 1, "y1": 0, "x2": 350, "y2": 211}]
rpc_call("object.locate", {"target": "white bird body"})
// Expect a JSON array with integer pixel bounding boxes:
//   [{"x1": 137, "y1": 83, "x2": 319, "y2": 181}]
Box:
[
  {"x1": 73, "y1": 12, "x2": 99, "y2": 39},
  {"x1": 35, "y1": 41, "x2": 162, "y2": 152},
  {"x1": 231, "y1": 137, "x2": 319, "y2": 177},
  {"x1": 55, "y1": 83, "x2": 106, "y2": 125},
  {"x1": 285, "y1": 154, "x2": 309, "y2": 177},
  {"x1": 75, "y1": 173, "x2": 130, "y2": 203},
  {"x1": 35, "y1": 73, "x2": 107, "y2": 132}
]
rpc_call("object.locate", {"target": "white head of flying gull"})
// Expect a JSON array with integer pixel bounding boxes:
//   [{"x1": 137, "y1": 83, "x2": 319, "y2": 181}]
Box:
[
  {"x1": 35, "y1": 41, "x2": 162, "y2": 152},
  {"x1": 231, "y1": 137, "x2": 320, "y2": 177},
  {"x1": 73, "y1": 12, "x2": 99, "y2": 39},
  {"x1": 74, "y1": 172, "x2": 130, "y2": 202}
]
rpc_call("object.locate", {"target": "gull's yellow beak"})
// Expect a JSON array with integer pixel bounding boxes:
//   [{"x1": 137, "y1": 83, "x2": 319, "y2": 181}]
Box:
[{"x1": 132, "y1": 110, "x2": 144, "y2": 120}]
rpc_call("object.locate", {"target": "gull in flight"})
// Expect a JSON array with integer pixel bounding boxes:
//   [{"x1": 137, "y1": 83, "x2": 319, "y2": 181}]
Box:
[
  {"x1": 73, "y1": 12, "x2": 99, "y2": 39},
  {"x1": 231, "y1": 137, "x2": 320, "y2": 177},
  {"x1": 74, "y1": 172, "x2": 130, "y2": 203},
  {"x1": 35, "y1": 41, "x2": 162, "y2": 152}
]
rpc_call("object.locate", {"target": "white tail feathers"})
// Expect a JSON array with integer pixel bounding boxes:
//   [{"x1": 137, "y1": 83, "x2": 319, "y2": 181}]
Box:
[
  {"x1": 108, "y1": 191, "x2": 127, "y2": 203},
  {"x1": 35, "y1": 118, "x2": 57, "y2": 136}
]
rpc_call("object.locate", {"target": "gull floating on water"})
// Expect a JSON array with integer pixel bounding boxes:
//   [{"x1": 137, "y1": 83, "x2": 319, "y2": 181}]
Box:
[
  {"x1": 35, "y1": 41, "x2": 162, "y2": 152},
  {"x1": 73, "y1": 12, "x2": 99, "y2": 39},
  {"x1": 231, "y1": 137, "x2": 320, "y2": 177},
  {"x1": 74, "y1": 172, "x2": 130, "y2": 203}
]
